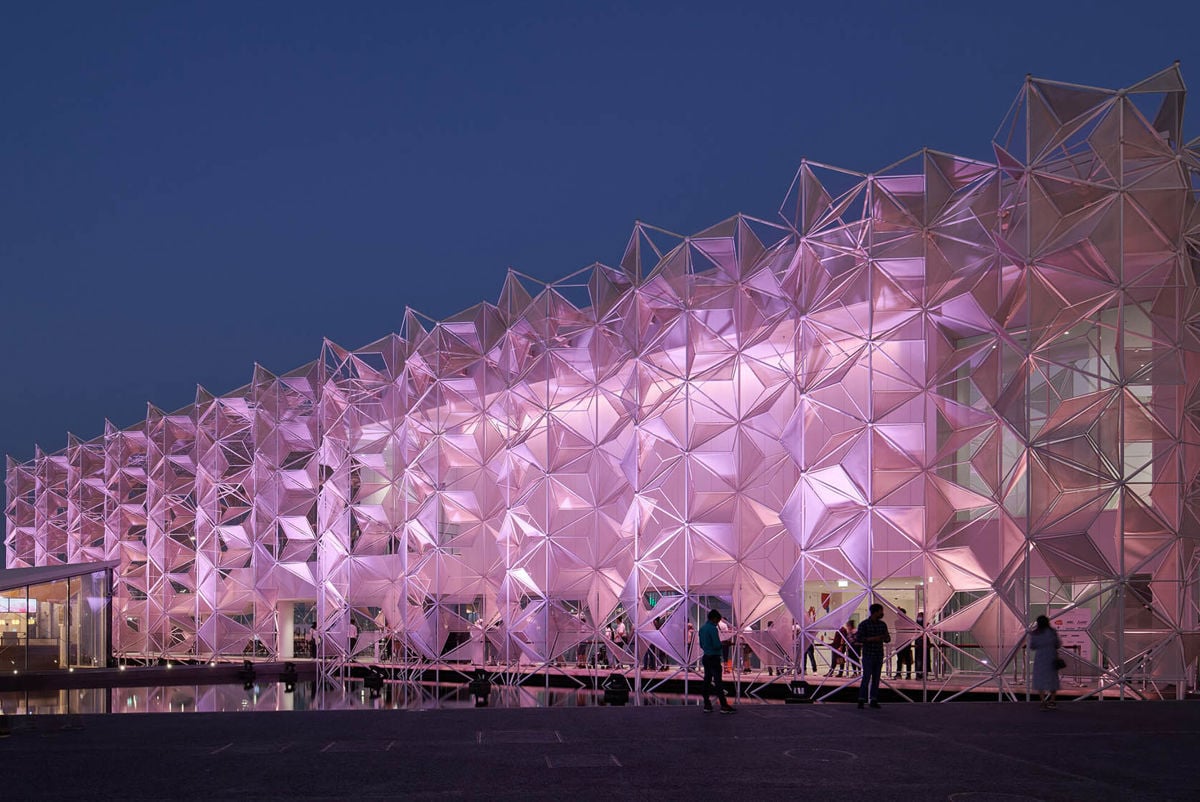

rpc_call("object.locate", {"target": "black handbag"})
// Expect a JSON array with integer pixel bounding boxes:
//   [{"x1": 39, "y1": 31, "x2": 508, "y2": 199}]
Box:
[{"x1": 1053, "y1": 656, "x2": 1067, "y2": 671}]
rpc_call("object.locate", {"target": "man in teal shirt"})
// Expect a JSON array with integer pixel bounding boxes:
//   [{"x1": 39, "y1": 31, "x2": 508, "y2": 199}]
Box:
[{"x1": 698, "y1": 609, "x2": 736, "y2": 713}]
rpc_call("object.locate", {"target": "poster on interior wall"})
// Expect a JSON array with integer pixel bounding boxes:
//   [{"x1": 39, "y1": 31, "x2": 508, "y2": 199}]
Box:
[{"x1": 1050, "y1": 607, "x2": 1092, "y2": 658}]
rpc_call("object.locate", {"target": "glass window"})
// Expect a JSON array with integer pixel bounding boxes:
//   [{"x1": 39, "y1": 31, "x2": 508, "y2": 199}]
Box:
[
  {"x1": 70, "y1": 572, "x2": 109, "y2": 668},
  {"x1": 27, "y1": 578, "x2": 68, "y2": 670},
  {"x1": 1, "y1": 587, "x2": 29, "y2": 672}
]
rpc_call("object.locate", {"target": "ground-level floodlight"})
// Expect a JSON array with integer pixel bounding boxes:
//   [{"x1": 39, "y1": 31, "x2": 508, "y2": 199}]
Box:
[
  {"x1": 602, "y1": 672, "x2": 631, "y2": 706},
  {"x1": 237, "y1": 660, "x2": 256, "y2": 690},
  {"x1": 281, "y1": 661, "x2": 298, "y2": 693},
  {"x1": 785, "y1": 679, "x2": 811, "y2": 704},
  {"x1": 363, "y1": 667, "x2": 385, "y2": 698},
  {"x1": 467, "y1": 668, "x2": 492, "y2": 707}
]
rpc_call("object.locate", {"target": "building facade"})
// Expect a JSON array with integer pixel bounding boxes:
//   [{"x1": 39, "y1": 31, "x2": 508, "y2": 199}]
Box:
[{"x1": 7, "y1": 67, "x2": 1200, "y2": 699}]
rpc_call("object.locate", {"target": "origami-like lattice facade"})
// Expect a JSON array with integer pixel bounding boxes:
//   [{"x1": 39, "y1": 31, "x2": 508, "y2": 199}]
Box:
[{"x1": 8, "y1": 67, "x2": 1200, "y2": 700}]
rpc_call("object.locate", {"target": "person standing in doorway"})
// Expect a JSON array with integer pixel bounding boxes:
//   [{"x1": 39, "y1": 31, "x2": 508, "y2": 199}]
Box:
[
  {"x1": 1029, "y1": 615, "x2": 1062, "y2": 710},
  {"x1": 893, "y1": 607, "x2": 913, "y2": 680},
  {"x1": 855, "y1": 604, "x2": 891, "y2": 709},
  {"x1": 698, "y1": 609, "x2": 735, "y2": 714}
]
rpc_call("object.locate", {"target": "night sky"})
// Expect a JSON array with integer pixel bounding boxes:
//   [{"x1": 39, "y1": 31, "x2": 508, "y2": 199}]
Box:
[{"x1": 3, "y1": 1, "x2": 1198, "y2": 468}]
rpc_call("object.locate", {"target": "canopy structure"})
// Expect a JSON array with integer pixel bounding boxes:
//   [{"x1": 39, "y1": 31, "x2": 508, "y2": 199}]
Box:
[{"x1": 7, "y1": 66, "x2": 1200, "y2": 700}]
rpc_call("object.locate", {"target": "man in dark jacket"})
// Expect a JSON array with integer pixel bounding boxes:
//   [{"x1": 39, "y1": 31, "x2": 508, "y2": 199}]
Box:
[{"x1": 855, "y1": 604, "x2": 891, "y2": 709}]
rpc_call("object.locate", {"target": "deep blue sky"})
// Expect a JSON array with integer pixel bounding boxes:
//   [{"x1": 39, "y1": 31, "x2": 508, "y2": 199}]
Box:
[{"x1": 2, "y1": 1, "x2": 1198, "y2": 465}]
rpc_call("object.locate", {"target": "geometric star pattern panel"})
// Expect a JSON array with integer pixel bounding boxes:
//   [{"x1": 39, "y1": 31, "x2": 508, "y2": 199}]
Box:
[{"x1": 8, "y1": 66, "x2": 1200, "y2": 700}]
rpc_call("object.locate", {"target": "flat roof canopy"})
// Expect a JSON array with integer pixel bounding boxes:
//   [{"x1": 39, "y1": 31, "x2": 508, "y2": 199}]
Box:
[{"x1": 0, "y1": 560, "x2": 118, "y2": 593}]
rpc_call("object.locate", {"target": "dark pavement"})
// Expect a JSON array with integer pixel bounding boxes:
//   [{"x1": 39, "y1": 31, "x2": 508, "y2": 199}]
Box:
[{"x1": 2, "y1": 699, "x2": 1196, "y2": 801}]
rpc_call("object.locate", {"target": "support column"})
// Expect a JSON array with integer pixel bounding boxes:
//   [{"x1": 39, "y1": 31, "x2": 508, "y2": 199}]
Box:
[{"x1": 278, "y1": 602, "x2": 295, "y2": 659}]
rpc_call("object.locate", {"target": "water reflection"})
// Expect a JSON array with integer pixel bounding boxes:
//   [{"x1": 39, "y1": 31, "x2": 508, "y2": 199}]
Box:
[{"x1": 0, "y1": 681, "x2": 698, "y2": 715}]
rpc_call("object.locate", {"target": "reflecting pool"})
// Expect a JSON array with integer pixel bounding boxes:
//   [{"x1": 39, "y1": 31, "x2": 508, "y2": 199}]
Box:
[{"x1": 0, "y1": 681, "x2": 700, "y2": 715}]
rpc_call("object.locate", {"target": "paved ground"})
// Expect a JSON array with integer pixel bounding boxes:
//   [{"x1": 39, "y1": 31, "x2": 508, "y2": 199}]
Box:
[{"x1": 2, "y1": 699, "x2": 1197, "y2": 801}]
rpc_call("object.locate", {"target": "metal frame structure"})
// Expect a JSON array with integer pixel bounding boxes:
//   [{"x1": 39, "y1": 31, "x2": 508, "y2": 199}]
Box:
[{"x1": 7, "y1": 67, "x2": 1200, "y2": 701}]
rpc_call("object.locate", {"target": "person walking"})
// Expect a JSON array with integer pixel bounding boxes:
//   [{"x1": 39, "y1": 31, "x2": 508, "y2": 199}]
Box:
[
  {"x1": 802, "y1": 606, "x2": 819, "y2": 674},
  {"x1": 803, "y1": 635, "x2": 818, "y2": 673},
  {"x1": 828, "y1": 623, "x2": 850, "y2": 677},
  {"x1": 698, "y1": 609, "x2": 735, "y2": 714},
  {"x1": 855, "y1": 604, "x2": 891, "y2": 709},
  {"x1": 1029, "y1": 615, "x2": 1062, "y2": 710}
]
